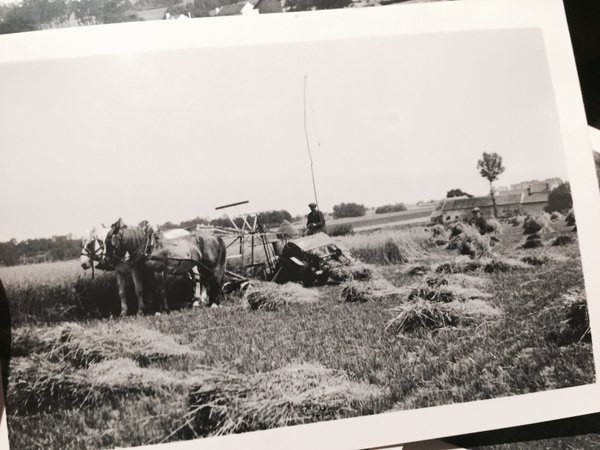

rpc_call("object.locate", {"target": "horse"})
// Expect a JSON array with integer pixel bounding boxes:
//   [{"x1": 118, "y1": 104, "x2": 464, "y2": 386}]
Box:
[
  {"x1": 145, "y1": 229, "x2": 227, "y2": 306},
  {"x1": 80, "y1": 225, "x2": 111, "y2": 272},
  {"x1": 106, "y1": 219, "x2": 227, "y2": 313},
  {"x1": 81, "y1": 223, "x2": 200, "y2": 316}
]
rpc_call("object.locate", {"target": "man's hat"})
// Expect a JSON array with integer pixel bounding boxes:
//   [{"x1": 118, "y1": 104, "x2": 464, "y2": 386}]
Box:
[
  {"x1": 472, "y1": 207, "x2": 481, "y2": 213},
  {"x1": 308, "y1": 202, "x2": 317, "y2": 208}
]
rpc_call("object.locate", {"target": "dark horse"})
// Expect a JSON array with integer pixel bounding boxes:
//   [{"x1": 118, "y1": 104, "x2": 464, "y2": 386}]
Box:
[{"x1": 106, "y1": 219, "x2": 227, "y2": 315}]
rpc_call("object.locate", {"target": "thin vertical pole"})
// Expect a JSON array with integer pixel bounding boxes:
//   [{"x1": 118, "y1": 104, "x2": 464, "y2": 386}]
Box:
[{"x1": 304, "y1": 75, "x2": 319, "y2": 209}]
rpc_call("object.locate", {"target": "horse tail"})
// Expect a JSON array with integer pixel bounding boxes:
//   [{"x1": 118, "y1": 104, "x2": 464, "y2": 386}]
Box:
[{"x1": 216, "y1": 236, "x2": 227, "y2": 282}]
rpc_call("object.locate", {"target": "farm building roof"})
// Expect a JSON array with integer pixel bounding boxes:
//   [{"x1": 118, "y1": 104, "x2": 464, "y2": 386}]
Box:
[
  {"x1": 528, "y1": 182, "x2": 551, "y2": 194},
  {"x1": 438, "y1": 192, "x2": 529, "y2": 212},
  {"x1": 496, "y1": 192, "x2": 524, "y2": 206},
  {"x1": 522, "y1": 192, "x2": 550, "y2": 204}
]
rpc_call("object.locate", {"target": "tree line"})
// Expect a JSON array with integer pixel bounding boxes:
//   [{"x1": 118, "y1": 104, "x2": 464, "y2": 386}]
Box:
[{"x1": 0, "y1": 235, "x2": 80, "y2": 266}]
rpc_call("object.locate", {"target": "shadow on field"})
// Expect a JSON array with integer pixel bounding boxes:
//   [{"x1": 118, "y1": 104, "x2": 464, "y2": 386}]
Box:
[
  {"x1": 0, "y1": 277, "x2": 11, "y2": 425},
  {"x1": 445, "y1": 413, "x2": 600, "y2": 449}
]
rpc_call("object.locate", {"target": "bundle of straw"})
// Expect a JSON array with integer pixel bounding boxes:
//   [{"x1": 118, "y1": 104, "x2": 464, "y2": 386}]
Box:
[
  {"x1": 243, "y1": 282, "x2": 321, "y2": 311},
  {"x1": 186, "y1": 363, "x2": 389, "y2": 436}
]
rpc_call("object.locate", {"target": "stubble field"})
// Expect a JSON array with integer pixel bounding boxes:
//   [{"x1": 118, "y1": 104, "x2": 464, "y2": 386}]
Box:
[{"x1": 1, "y1": 219, "x2": 594, "y2": 450}]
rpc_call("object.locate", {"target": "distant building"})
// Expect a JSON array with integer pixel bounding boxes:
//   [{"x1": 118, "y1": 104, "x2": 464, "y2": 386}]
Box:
[{"x1": 431, "y1": 181, "x2": 557, "y2": 224}]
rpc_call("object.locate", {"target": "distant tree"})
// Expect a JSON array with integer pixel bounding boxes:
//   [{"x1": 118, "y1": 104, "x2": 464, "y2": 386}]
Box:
[
  {"x1": 210, "y1": 216, "x2": 244, "y2": 229},
  {"x1": 0, "y1": 5, "x2": 38, "y2": 34},
  {"x1": 161, "y1": 221, "x2": 178, "y2": 230},
  {"x1": 446, "y1": 189, "x2": 473, "y2": 198},
  {"x1": 545, "y1": 182, "x2": 573, "y2": 213},
  {"x1": 477, "y1": 152, "x2": 505, "y2": 217},
  {"x1": 375, "y1": 203, "x2": 407, "y2": 214},
  {"x1": 179, "y1": 216, "x2": 210, "y2": 229},
  {"x1": 257, "y1": 210, "x2": 292, "y2": 227},
  {"x1": 332, "y1": 202, "x2": 366, "y2": 219}
]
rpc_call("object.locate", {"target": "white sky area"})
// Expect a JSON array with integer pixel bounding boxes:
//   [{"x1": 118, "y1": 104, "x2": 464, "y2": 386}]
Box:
[{"x1": 0, "y1": 29, "x2": 567, "y2": 241}]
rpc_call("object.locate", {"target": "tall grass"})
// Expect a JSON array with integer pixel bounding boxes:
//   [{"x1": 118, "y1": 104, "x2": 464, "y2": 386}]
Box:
[
  {"x1": 338, "y1": 228, "x2": 428, "y2": 265},
  {"x1": 1, "y1": 260, "x2": 194, "y2": 325}
]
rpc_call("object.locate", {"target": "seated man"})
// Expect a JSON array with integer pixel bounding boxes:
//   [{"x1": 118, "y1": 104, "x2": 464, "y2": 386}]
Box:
[{"x1": 306, "y1": 202, "x2": 326, "y2": 235}]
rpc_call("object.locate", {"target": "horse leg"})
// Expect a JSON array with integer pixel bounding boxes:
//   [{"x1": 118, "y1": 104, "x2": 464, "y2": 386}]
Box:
[
  {"x1": 117, "y1": 272, "x2": 129, "y2": 316},
  {"x1": 132, "y1": 268, "x2": 145, "y2": 316},
  {"x1": 191, "y1": 266, "x2": 204, "y2": 303},
  {"x1": 159, "y1": 271, "x2": 169, "y2": 313},
  {"x1": 207, "y1": 276, "x2": 223, "y2": 307}
]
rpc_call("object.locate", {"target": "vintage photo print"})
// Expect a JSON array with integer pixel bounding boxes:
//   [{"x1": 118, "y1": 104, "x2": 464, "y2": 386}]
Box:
[{"x1": 1, "y1": 1, "x2": 600, "y2": 449}]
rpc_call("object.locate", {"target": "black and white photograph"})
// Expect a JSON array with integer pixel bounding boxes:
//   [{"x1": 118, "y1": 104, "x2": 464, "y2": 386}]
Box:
[{"x1": 1, "y1": 1, "x2": 599, "y2": 449}]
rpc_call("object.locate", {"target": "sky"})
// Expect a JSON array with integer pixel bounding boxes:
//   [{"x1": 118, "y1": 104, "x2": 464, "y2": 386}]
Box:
[{"x1": 0, "y1": 28, "x2": 568, "y2": 241}]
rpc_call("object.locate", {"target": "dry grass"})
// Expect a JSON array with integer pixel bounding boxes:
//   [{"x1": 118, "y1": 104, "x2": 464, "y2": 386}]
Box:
[
  {"x1": 12, "y1": 321, "x2": 197, "y2": 367},
  {"x1": 242, "y1": 282, "x2": 321, "y2": 311},
  {"x1": 404, "y1": 263, "x2": 431, "y2": 276},
  {"x1": 446, "y1": 223, "x2": 492, "y2": 258},
  {"x1": 4, "y1": 222, "x2": 593, "y2": 450},
  {"x1": 8, "y1": 356, "x2": 182, "y2": 415},
  {"x1": 435, "y1": 257, "x2": 482, "y2": 274},
  {"x1": 326, "y1": 261, "x2": 377, "y2": 283},
  {"x1": 551, "y1": 289, "x2": 591, "y2": 346},
  {"x1": 386, "y1": 299, "x2": 501, "y2": 334},
  {"x1": 552, "y1": 235, "x2": 574, "y2": 246},
  {"x1": 481, "y1": 257, "x2": 531, "y2": 273},
  {"x1": 523, "y1": 215, "x2": 553, "y2": 235},
  {"x1": 338, "y1": 228, "x2": 427, "y2": 265},
  {"x1": 186, "y1": 362, "x2": 390, "y2": 436},
  {"x1": 339, "y1": 279, "x2": 399, "y2": 303}
]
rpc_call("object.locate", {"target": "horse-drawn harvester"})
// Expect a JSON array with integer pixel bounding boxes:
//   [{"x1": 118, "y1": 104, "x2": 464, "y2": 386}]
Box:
[{"x1": 208, "y1": 201, "x2": 353, "y2": 292}]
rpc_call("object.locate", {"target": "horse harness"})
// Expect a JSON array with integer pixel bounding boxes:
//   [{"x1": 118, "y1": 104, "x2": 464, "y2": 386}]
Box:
[{"x1": 109, "y1": 227, "x2": 220, "y2": 280}]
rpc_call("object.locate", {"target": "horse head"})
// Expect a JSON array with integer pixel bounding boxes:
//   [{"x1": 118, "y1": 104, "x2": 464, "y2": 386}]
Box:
[{"x1": 80, "y1": 226, "x2": 110, "y2": 270}]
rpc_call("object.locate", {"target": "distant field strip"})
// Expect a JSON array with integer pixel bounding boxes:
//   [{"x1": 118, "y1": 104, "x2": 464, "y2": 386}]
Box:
[{"x1": 327, "y1": 207, "x2": 435, "y2": 230}]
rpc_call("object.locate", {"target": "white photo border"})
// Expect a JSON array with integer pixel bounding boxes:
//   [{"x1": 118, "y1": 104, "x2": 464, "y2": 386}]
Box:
[{"x1": 2, "y1": 1, "x2": 600, "y2": 449}]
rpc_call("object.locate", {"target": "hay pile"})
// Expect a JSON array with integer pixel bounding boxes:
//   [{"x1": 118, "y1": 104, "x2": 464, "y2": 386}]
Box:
[
  {"x1": 404, "y1": 263, "x2": 431, "y2": 276},
  {"x1": 550, "y1": 211, "x2": 564, "y2": 222},
  {"x1": 340, "y1": 278, "x2": 399, "y2": 303},
  {"x1": 12, "y1": 322, "x2": 197, "y2": 367},
  {"x1": 509, "y1": 216, "x2": 524, "y2": 227},
  {"x1": 520, "y1": 255, "x2": 549, "y2": 266},
  {"x1": 186, "y1": 363, "x2": 388, "y2": 436},
  {"x1": 386, "y1": 299, "x2": 500, "y2": 334},
  {"x1": 327, "y1": 261, "x2": 376, "y2": 283},
  {"x1": 434, "y1": 256, "x2": 530, "y2": 274},
  {"x1": 407, "y1": 275, "x2": 491, "y2": 303},
  {"x1": 552, "y1": 289, "x2": 591, "y2": 346},
  {"x1": 523, "y1": 215, "x2": 552, "y2": 235},
  {"x1": 481, "y1": 257, "x2": 530, "y2": 273},
  {"x1": 8, "y1": 356, "x2": 178, "y2": 415},
  {"x1": 484, "y1": 218, "x2": 502, "y2": 234},
  {"x1": 243, "y1": 282, "x2": 321, "y2": 311},
  {"x1": 552, "y1": 235, "x2": 573, "y2": 246},
  {"x1": 277, "y1": 220, "x2": 300, "y2": 240},
  {"x1": 565, "y1": 210, "x2": 576, "y2": 227},
  {"x1": 428, "y1": 225, "x2": 449, "y2": 246},
  {"x1": 446, "y1": 224, "x2": 492, "y2": 258},
  {"x1": 521, "y1": 234, "x2": 543, "y2": 249},
  {"x1": 385, "y1": 272, "x2": 498, "y2": 334},
  {"x1": 435, "y1": 257, "x2": 482, "y2": 274}
]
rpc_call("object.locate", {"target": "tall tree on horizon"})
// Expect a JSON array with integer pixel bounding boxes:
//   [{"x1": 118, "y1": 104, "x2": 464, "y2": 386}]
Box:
[{"x1": 477, "y1": 152, "x2": 505, "y2": 217}]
